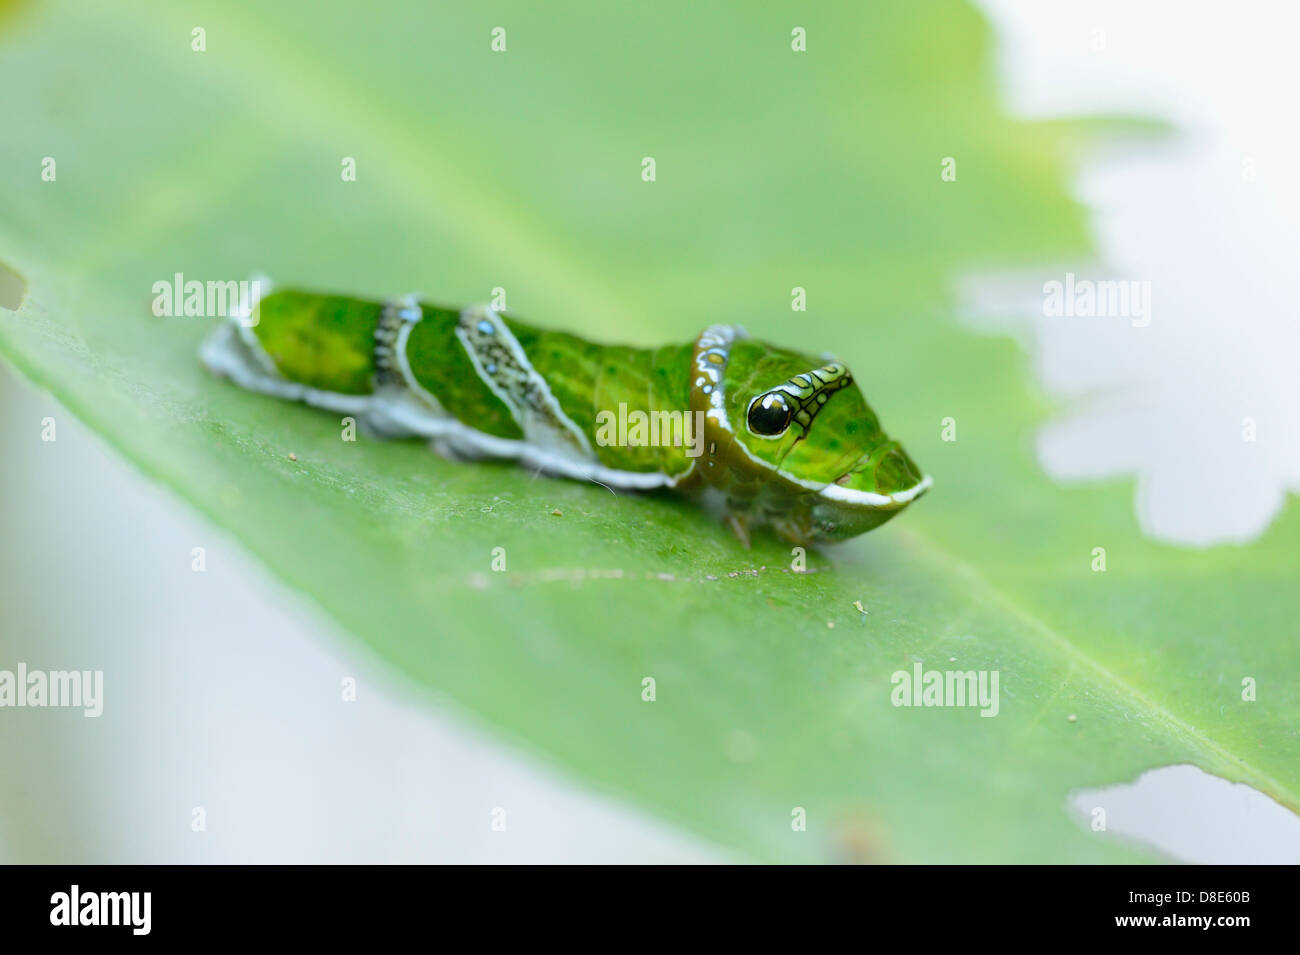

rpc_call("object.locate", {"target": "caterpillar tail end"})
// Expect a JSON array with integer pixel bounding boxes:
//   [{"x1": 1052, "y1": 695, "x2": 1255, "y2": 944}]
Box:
[{"x1": 198, "y1": 274, "x2": 279, "y2": 385}]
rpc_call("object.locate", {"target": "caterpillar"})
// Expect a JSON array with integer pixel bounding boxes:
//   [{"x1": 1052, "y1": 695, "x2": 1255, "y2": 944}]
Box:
[{"x1": 199, "y1": 281, "x2": 931, "y2": 545}]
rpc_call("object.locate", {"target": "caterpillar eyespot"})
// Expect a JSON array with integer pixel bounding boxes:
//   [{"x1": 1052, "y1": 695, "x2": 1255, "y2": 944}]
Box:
[
  {"x1": 747, "y1": 393, "x2": 794, "y2": 436},
  {"x1": 199, "y1": 279, "x2": 932, "y2": 545}
]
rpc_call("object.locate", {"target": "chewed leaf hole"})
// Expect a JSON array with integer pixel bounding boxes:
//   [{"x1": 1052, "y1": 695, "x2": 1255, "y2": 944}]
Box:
[
  {"x1": 1070, "y1": 764, "x2": 1300, "y2": 863},
  {"x1": 0, "y1": 259, "x2": 27, "y2": 311}
]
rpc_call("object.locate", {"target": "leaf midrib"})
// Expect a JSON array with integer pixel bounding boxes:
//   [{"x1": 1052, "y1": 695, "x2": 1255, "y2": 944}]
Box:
[{"x1": 899, "y1": 527, "x2": 1296, "y2": 807}]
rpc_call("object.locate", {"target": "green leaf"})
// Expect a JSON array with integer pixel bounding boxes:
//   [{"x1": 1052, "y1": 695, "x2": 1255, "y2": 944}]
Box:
[{"x1": 2, "y1": 0, "x2": 1295, "y2": 862}]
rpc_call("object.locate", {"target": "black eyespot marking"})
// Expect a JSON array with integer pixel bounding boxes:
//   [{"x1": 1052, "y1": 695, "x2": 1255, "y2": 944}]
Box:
[
  {"x1": 745, "y1": 363, "x2": 852, "y2": 439},
  {"x1": 747, "y1": 392, "x2": 794, "y2": 436}
]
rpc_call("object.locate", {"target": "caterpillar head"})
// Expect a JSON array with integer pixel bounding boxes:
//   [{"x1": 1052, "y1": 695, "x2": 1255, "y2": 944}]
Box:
[{"x1": 691, "y1": 327, "x2": 931, "y2": 543}]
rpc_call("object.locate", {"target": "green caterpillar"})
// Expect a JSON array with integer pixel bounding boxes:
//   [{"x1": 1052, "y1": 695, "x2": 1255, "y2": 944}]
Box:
[{"x1": 200, "y1": 281, "x2": 931, "y2": 545}]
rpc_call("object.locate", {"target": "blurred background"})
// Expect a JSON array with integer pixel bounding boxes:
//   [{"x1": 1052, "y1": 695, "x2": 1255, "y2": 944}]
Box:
[{"x1": 2, "y1": 0, "x2": 1298, "y2": 863}]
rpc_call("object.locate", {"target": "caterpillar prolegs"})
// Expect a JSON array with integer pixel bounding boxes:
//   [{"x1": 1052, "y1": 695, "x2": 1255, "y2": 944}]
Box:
[{"x1": 199, "y1": 281, "x2": 931, "y2": 545}]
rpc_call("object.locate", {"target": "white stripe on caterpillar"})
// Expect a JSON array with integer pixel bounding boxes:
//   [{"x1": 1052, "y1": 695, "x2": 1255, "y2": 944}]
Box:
[{"x1": 455, "y1": 304, "x2": 595, "y2": 463}]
